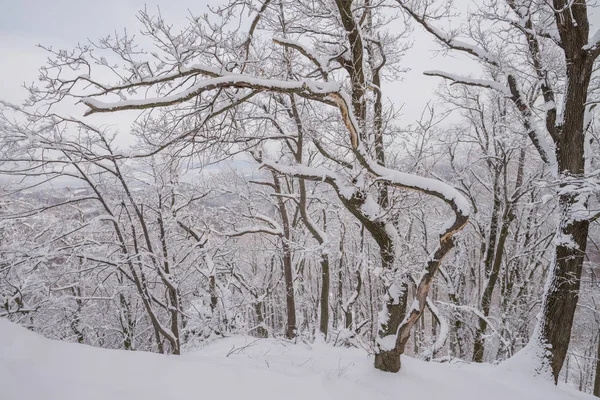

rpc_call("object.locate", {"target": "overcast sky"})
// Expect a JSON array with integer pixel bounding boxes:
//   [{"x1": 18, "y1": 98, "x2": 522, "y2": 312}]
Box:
[{"x1": 1, "y1": 0, "x2": 598, "y2": 147}]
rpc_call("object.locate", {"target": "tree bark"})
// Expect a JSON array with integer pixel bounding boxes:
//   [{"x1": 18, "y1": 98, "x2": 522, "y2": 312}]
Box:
[
  {"x1": 273, "y1": 174, "x2": 297, "y2": 339},
  {"x1": 375, "y1": 209, "x2": 468, "y2": 372},
  {"x1": 319, "y1": 255, "x2": 330, "y2": 337},
  {"x1": 473, "y1": 205, "x2": 515, "y2": 362},
  {"x1": 593, "y1": 331, "x2": 600, "y2": 397},
  {"x1": 253, "y1": 301, "x2": 268, "y2": 338},
  {"x1": 536, "y1": 17, "x2": 594, "y2": 378}
]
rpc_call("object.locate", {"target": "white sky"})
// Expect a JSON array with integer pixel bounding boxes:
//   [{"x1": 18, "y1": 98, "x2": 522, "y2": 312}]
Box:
[
  {"x1": 0, "y1": 1, "x2": 473, "y2": 135},
  {"x1": 1, "y1": 0, "x2": 598, "y2": 148}
]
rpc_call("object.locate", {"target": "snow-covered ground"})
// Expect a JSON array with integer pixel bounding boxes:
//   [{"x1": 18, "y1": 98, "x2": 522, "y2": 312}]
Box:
[{"x1": 0, "y1": 319, "x2": 592, "y2": 400}]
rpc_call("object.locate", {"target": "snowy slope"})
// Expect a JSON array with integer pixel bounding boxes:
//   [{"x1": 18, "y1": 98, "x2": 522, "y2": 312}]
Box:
[{"x1": 0, "y1": 319, "x2": 592, "y2": 400}]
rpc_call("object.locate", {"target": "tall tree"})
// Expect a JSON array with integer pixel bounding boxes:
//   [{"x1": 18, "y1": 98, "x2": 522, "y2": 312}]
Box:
[
  {"x1": 24, "y1": 0, "x2": 469, "y2": 371},
  {"x1": 398, "y1": 0, "x2": 600, "y2": 381}
]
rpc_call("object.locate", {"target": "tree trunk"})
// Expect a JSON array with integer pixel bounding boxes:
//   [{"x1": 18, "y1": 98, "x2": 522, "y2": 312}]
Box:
[
  {"x1": 336, "y1": 241, "x2": 344, "y2": 330},
  {"x1": 593, "y1": 331, "x2": 600, "y2": 397},
  {"x1": 158, "y1": 212, "x2": 180, "y2": 355},
  {"x1": 536, "y1": 56, "x2": 592, "y2": 381},
  {"x1": 273, "y1": 174, "x2": 297, "y2": 339},
  {"x1": 537, "y1": 211, "x2": 589, "y2": 381},
  {"x1": 377, "y1": 250, "x2": 408, "y2": 337},
  {"x1": 344, "y1": 270, "x2": 362, "y2": 330},
  {"x1": 281, "y1": 239, "x2": 297, "y2": 339},
  {"x1": 534, "y1": 3, "x2": 595, "y2": 382},
  {"x1": 118, "y1": 293, "x2": 135, "y2": 350},
  {"x1": 375, "y1": 211, "x2": 467, "y2": 372},
  {"x1": 319, "y1": 255, "x2": 330, "y2": 337},
  {"x1": 209, "y1": 275, "x2": 218, "y2": 313},
  {"x1": 473, "y1": 206, "x2": 515, "y2": 362},
  {"x1": 253, "y1": 301, "x2": 268, "y2": 338}
]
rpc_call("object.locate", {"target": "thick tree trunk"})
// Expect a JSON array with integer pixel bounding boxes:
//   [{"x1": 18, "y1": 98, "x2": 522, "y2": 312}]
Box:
[
  {"x1": 375, "y1": 210, "x2": 468, "y2": 372},
  {"x1": 377, "y1": 250, "x2": 408, "y2": 338},
  {"x1": 374, "y1": 347, "x2": 402, "y2": 372},
  {"x1": 534, "y1": 2, "x2": 595, "y2": 382},
  {"x1": 336, "y1": 189, "x2": 408, "y2": 346},
  {"x1": 538, "y1": 209, "x2": 589, "y2": 381},
  {"x1": 537, "y1": 55, "x2": 592, "y2": 381},
  {"x1": 374, "y1": 239, "x2": 455, "y2": 372},
  {"x1": 538, "y1": 170, "x2": 589, "y2": 379}
]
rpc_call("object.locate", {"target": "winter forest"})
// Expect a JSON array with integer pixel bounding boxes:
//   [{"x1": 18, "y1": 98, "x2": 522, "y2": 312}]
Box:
[{"x1": 1, "y1": 0, "x2": 600, "y2": 398}]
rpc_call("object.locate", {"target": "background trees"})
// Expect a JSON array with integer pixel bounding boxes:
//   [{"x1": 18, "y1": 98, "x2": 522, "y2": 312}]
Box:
[{"x1": 397, "y1": 0, "x2": 600, "y2": 382}]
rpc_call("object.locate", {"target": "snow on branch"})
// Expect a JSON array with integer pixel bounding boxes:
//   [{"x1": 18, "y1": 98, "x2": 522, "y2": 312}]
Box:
[
  {"x1": 402, "y1": 2, "x2": 557, "y2": 169},
  {"x1": 422, "y1": 72, "x2": 556, "y2": 168},
  {"x1": 273, "y1": 37, "x2": 329, "y2": 79},
  {"x1": 423, "y1": 71, "x2": 511, "y2": 96},
  {"x1": 396, "y1": 2, "x2": 500, "y2": 67},
  {"x1": 354, "y1": 143, "x2": 469, "y2": 221},
  {"x1": 218, "y1": 217, "x2": 283, "y2": 238},
  {"x1": 223, "y1": 225, "x2": 283, "y2": 238},
  {"x1": 420, "y1": 297, "x2": 449, "y2": 360},
  {"x1": 85, "y1": 64, "x2": 223, "y2": 96},
  {"x1": 505, "y1": 75, "x2": 557, "y2": 167},
  {"x1": 260, "y1": 158, "x2": 356, "y2": 200},
  {"x1": 583, "y1": 28, "x2": 600, "y2": 51},
  {"x1": 82, "y1": 74, "x2": 341, "y2": 116},
  {"x1": 250, "y1": 213, "x2": 284, "y2": 234},
  {"x1": 440, "y1": 302, "x2": 511, "y2": 349},
  {"x1": 217, "y1": 209, "x2": 284, "y2": 238}
]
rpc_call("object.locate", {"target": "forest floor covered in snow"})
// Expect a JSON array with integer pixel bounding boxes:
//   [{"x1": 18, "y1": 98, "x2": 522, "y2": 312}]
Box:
[{"x1": 0, "y1": 319, "x2": 593, "y2": 400}]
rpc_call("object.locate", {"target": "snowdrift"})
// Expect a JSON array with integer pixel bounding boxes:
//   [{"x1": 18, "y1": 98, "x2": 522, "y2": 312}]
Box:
[{"x1": 0, "y1": 319, "x2": 592, "y2": 400}]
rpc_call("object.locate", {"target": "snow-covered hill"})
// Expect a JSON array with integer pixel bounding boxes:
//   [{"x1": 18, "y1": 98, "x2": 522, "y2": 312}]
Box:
[{"x1": 0, "y1": 319, "x2": 591, "y2": 400}]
